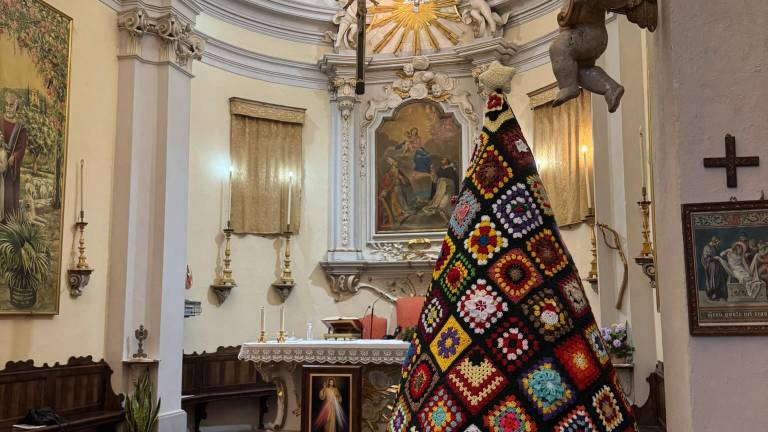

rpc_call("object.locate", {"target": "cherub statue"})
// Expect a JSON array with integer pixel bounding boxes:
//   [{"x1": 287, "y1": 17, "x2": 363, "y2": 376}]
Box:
[
  {"x1": 549, "y1": 0, "x2": 657, "y2": 112},
  {"x1": 461, "y1": 0, "x2": 510, "y2": 38}
]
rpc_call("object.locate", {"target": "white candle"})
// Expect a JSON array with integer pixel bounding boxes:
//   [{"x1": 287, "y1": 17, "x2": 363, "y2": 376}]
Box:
[
  {"x1": 582, "y1": 146, "x2": 592, "y2": 209},
  {"x1": 640, "y1": 127, "x2": 648, "y2": 190},
  {"x1": 260, "y1": 307, "x2": 266, "y2": 332},
  {"x1": 280, "y1": 306, "x2": 285, "y2": 332},
  {"x1": 79, "y1": 159, "x2": 84, "y2": 216},
  {"x1": 286, "y1": 172, "x2": 293, "y2": 230},
  {"x1": 227, "y1": 166, "x2": 233, "y2": 222}
]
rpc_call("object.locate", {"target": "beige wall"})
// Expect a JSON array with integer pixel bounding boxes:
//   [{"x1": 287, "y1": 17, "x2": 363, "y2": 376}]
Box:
[{"x1": 0, "y1": 0, "x2": 118, "y2": 365}]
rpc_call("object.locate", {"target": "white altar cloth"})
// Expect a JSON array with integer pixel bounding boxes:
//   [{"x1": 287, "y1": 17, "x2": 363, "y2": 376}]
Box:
[{"x1": 238, "y1": 339, "x2": 411, "y2": 365}]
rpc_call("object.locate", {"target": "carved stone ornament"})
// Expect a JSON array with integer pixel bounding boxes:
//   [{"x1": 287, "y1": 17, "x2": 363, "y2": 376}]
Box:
[
  {"x1": 117, "y1": 8, "x2": 206, "y2": 68},
  {"x1": 364, "y1": 56, "x2": 478, "y2": 128},
  {"x1": 461, "y1": 0, "x2": 511, "y2": 38},
  {"x1": 67, "y1": 268, "x2": 93, "y2": 297}
]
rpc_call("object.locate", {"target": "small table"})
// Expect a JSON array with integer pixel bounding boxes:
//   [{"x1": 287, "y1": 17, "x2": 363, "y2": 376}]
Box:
[{"x1": 239, "y1": 339, "x2": 410, "y2": 432}]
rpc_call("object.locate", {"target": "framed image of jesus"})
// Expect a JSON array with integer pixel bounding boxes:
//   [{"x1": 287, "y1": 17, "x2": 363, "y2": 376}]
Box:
[
  {"x1": 301, "y1": 365, "x2": 362, "y2": 432},
  {"x1": 683, "y1": 200, "x2": 768, "y2": 335}
]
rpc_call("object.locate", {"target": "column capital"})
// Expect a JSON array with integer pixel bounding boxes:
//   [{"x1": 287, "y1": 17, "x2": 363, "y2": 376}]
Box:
[
  {"x1": 331, "y1": 77, "x2": 358, "y2": 120},
  {"x1": 118, "y1": 8, "x2": 205, "y2": 72}
]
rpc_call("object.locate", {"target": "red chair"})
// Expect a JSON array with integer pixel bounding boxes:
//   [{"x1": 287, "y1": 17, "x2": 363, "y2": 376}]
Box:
[
  {"x1": 395, "y1": 296, "x2": 426, "y2": 329},
  {"x1": 361, "y1": 314, "x2": 388, "y2": 339}
]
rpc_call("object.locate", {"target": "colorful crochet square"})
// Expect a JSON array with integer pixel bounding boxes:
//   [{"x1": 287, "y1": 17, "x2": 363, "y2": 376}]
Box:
[
  {"x1": 526, "y1": 175, "x2": 554, "y2": 216},
  {"x1": 471, "y1": 146, "x2": 513, "y2": 199},
  {"x1": 554, "y1": 335, "x2": 602, "y2": 391},
  {"x1": 492, "y1": 183, "x2": 543, "y2": 239},
  {"x1": 559, "y1": 273, "x2": 591, "y2": 317},
  {"x1": 585, "y1": 323, "x2": 610, "y2": 366},
  {"x1": 389, "y1": 397, "x2": 412, "y2": 432},
  {"x1": 433, "y1": 235, "x2": 456, "y2": 279},
  {"x1": 450, "y1": 190, "x2": 481, "y2": 239},
  {"x1": 521, "y1": 288, "x2": 574, "y2": 343},
  {"x1": 592, "y1": 386, "x2": 624, "y2": 432},
  {"x1": 430, "y1": 316, "x2": 472, "y2": 372},
  {"x1": 519, "y1": 359, "x2": 574, "y2": 421},
  {"x1": 458, "y1": 279, "x2": 508, "y2": 334},
  {"x1": 405, "y1": 354, "x2": 439, "y2": 411},
  {"x1": 419, "y1": 293, "x2": 448, "y2": 342},
  {"x1": 446, "y1": 347, "x2": 508, "y2": 415},
  {"x1": 483, "y1": 395, "x2": 538, "y2": 432},
  {"x1": 486, "y1": 316, "x2": 540, "y2": 373},
  {"x1": 439, "y1": 253, "x2": 475, "y2": 303},
  {"x1": 555, "y1": 406, "x2": 598, "y2": 432},
  {"x1": 467, "y1": 133, "x2": 491, "y2": 176},
  {"x1": 526, "y1": 229, "x2": 569, "y2": 277},
  {"x1": 488, "y1": 248, "x2": 544, "y2": 303},
  {"x1": 464, "y1": 215, "x2": 508, "y2": 265},
  {"x1": 610, "y1": 371, "x2": 633, "y2": 414},
  {"x1": 402, "y1": 336, "x2": 423, "y2": 379},
  {"x1": 499, "y1": 127, "x2": 535, "y2": 170},
  {"x1": 417, "y1": 386, "x2": 467, "y2": 432}
]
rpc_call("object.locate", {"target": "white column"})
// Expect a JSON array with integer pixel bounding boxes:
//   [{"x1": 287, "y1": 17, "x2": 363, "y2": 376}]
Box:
[{"x1": 105, "y1": 3, "x2": 204, "y2": 431}]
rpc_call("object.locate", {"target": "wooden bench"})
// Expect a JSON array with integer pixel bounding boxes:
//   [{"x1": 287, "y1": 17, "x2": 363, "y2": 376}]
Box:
[
  {"x1": 0, "y1": 356, "x2": 124, "y2": 432},
  {"x1": 633, "y1": 361, "x2": 666, "y2": 432},
  {"x1": 182, "y1": 346, "x2": 276, "y2": 432}
]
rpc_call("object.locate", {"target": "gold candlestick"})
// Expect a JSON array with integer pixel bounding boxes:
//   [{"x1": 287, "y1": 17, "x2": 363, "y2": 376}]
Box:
[
  {"x1": 211, "y1": 220, "x2": 237, "y2": 305},
  {"x1": 638, "y1": 187, "x2": 654, "y2": 257},
  {"x1": 258, "y1": 330, "x2": 268, "y2": 343},
  {"x1": 68, "y1": 211, "x2": 94, "y2": 297},
  {"x1": 276, "y1": 330, "x2": 286, "y2": 344},
  {"x1": 76, "y1": 214, "x2": 89, "y2": 269},
  {"x1": 584, "y1": 209, "x2": 599, "y2": 291},
  {"x1": 272, "y1": 225, "x2": 296, "y2": 303}
]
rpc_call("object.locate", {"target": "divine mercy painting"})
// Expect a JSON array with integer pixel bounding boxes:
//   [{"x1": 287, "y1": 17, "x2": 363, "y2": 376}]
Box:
[
  {"x1": 683, "y1": 201, "x2": 768, "y2": 335},
  {"x1": 375, "y1": 100, "x2": 462, "y2": 234},
  {"x1": 302, "y1": 366, "x2": 361, "y2": 432},
  {"x1": 0, "y1": 0, "x2": 72, "y2": 314}
]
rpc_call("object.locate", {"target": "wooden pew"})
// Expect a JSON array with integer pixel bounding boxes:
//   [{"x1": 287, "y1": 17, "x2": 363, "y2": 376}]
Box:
[
  {"x1": 182, "y1": 346, "x2": 276, "y2": 432},
  {"x1": 0, "y1": 357, "x2": 124, "y2": 431},
  {"x1": 633, "y1": 361, "x2": 666, "y2": 432}
]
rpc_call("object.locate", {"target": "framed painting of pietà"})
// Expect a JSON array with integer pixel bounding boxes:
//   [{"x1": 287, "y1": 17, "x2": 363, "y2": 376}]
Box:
[
  {"x1": 0, "y1": 0, "x2": 72, "y2": 315},
  {"x1": 683, "y1": 200, "x2": 768, "y2": 335},
  {"x1": 375, "y1": 100, "x2": 462, "y2": 234}
]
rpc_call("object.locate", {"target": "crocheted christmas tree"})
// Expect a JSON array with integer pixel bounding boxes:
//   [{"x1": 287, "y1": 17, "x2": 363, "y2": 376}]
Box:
[{"x1": 388, "y1": 74, "x2": 636, "y2": 432}]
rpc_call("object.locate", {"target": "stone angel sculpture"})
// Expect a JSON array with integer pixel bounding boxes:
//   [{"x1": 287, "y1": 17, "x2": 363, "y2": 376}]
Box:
[
  {"x1": 461, "y1": 0, "x2": 510, "y2": 38},
  {"x1": 549, "y1": 0, "x2": 658, "y2": 112},
  {"x1": 326, "y1": 0, "x2": 358, "y2": 50}
]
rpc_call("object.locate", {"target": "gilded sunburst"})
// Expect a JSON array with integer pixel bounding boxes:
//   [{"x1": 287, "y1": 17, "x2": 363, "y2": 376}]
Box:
[{"x1": 368, "y1": 0, "x2": 462, "y2": 55}]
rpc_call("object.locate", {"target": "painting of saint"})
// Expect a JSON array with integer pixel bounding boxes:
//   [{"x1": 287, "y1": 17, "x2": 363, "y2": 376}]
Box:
[
  {"x1": 0, "y1": 0, "x2": 72, "y2": 314},
  {"x1": 375, "y1": 101, "x2": 462, "y2": 233},
  {"x1": 302, "y1": 367, "x2": 360, "y2": 432}
]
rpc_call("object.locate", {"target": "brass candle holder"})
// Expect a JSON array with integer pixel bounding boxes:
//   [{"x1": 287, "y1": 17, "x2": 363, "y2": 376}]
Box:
[
  {"x1": 637, "y1": 186, "x2": 654, "y2": 258},
  {"x1": 211, "y1": 220, "x2": 237, "y2": 305},
  {"x1": 67, "y1": 211, "x2": 94, "y2": 297},
  {"x1": 272, "y1": 225, "x2": 295, "y2": 303},
  {"x1": 276, "y1": 330, "x2": 287, "y2": 344},
  {"x1": 258, "y1": 330, "x2": 268, "y2": 343},
  {"x1": 584, "y1": 209, "x2": 599, "y2": 291}
]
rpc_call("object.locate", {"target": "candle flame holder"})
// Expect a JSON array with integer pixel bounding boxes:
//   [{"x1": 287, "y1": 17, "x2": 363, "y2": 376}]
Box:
[
  {"x1": 272, "y1": 227, "x2": 295, "y2": 303},
  {"x1": 67, "y1": 212, "x2": 94, "y2": 297},
  {"x1": 211, "y1": 221, "x2": 237, "y2": 305},
  {"x1": 634, "y1": 186, "x2": 659, "y2": 310},
  {"x1": 258, "y1": 330, "x2": 268, "y2": 343},
  {"x1": 584, "y1": 209, "x2": 599, "y2": 292},
  {"x1": 276, "y1": 329, "x2": 287, "y2": 344}
]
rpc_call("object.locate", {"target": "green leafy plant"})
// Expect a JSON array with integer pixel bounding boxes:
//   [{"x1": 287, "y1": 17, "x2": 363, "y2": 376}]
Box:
[
  {"x1": 600, "y1": 322, "x2": 635, "y2": 360},
  {"x1": 0, "y1": 212, "x2": 51, "y2": 308},
  {"x1": 125, "y1": 371, "x2": 161, "y2": 432}
]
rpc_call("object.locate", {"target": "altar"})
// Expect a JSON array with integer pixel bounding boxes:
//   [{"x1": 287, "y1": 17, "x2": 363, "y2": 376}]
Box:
[{"x1": 239, "y1": 339, "x2": 410, "y2": 432}]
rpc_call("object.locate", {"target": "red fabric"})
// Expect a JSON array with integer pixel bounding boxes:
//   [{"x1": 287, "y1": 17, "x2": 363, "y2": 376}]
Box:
[
  {"x1": 361, "y1": 314, "x2": 388, "y2": 339},
  {"x1": 396, "y1": 296, "x2": 426, "y2": 329}
]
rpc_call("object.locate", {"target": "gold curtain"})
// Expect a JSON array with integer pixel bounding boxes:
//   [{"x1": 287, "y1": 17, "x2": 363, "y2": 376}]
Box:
[
  {"x1": 531, "y1": 89, "x2": 593, "y2": 227},
  {"x1": 229, "y1": 98, "x2": 304, "y2": 235}
]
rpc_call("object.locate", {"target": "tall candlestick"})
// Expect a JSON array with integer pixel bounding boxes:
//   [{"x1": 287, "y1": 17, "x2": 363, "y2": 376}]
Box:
[
  {"x1": 280, "y1": 305, "x2": 285, "y2": 332},
  {"x1": 582, "y1": 146, "x2": 593, "y2": 209},
  {"x1": 79, "y1": 159, "x2": 84, "y2": 218},
  {"x1": 640, "y1": 127, "x2": 648, "y2": 190},
  {"x1": 227, "y1": 166, "x2": 233, "y2": 222},
  {"x1": 286, "y1": 172, "x2": 293, "y2": 231}
]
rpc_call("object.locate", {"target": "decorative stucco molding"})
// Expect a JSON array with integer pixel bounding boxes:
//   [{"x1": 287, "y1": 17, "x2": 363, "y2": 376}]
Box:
[
  {"x1": 230, "y1": 98, "x2": 307, "y2": 124},
  {"x1": 118, "y1": 8, "x2": 206, "y2": 70}
]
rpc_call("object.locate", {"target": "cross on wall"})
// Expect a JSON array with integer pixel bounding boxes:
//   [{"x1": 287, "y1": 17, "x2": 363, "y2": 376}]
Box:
[{"x1": 703, "y1": 134, "x2": 760, "y2": 188}]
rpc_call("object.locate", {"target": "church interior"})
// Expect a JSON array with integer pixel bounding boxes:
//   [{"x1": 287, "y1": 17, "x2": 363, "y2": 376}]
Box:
[{"x1": 0, "y1": 0, "x2": 766, "y2": 431}]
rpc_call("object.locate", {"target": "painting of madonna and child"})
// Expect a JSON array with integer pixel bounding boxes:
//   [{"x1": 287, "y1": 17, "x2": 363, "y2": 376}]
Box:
[
  {"x1": 684, "y1": 201, "x2": 768, "y2": 334},
  {"x1": 375, "y1": 101, "x2": 462, "y2": 234},
  {"x1": 0, "y1": 0, "x2": 72, "y2": 314}
]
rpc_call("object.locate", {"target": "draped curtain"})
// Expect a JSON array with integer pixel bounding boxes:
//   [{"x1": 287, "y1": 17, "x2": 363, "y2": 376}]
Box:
[
  {"x1": 229, "y1": 98, "x2": 304, "y2": 234},
  {"x1": 530, "y1": 87, "x2": 593, "y2": 227}
]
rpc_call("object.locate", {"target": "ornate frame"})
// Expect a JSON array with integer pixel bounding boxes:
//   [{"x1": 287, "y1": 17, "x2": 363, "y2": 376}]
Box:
[{"x1": 682, "y1": 200, "x2": 768, "y2": 336}]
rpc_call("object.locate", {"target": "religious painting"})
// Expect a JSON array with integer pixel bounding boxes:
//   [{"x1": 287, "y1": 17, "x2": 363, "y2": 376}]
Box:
[
  {"x1": 0, "y1": 0, "x2": 72, "y2": 315},
  {"x1": 375, "y1": 100, "x2": 462, "y2": 234},
  {"x1": 302, "y1": 365, "x2": 362, "y2": 432},
  {"x1": 683, "y1": 200, "x2": 768, "y2": 335}
]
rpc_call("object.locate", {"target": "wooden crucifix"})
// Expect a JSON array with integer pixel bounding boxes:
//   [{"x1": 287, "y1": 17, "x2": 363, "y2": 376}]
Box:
[
  {"x1": 703, "y1": 134, "x2": 760, "y2": 188},
  {"x1": 344, "y1": 0, "x2": 378, "y2": 95}
]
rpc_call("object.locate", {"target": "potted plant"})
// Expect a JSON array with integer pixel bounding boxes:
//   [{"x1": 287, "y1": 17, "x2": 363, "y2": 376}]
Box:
[
  {"x1": 0, "y1": 212, "x2": 51, "y2": 309},
  {"x1": 600, "y1": 322, "x2": 635, "y2": 364},
  {"x1": 125, "y1": 370, "x2": 161, "y2": 432}
]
